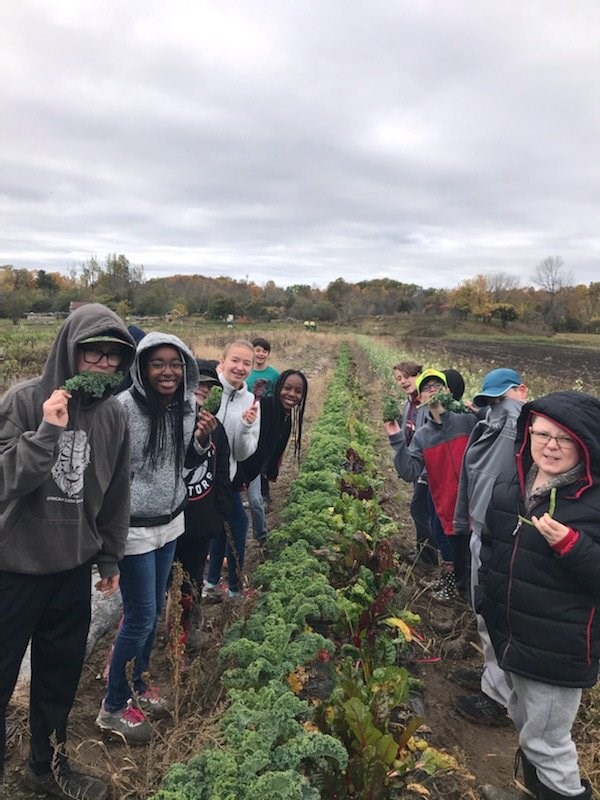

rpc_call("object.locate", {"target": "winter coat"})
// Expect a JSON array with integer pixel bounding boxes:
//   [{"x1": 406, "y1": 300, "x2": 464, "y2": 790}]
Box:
[
  {"x1": 235, "y1": 395, "x2": 292, "y2": 489},
  {"x1": 479, "y1": 391, "x2": 600, "y2": 688},
  {"x1": 0, "y1": 303, "x2": 135, "y2": 577},
  {"x1": 118, "y1": 332, "x2": 199, "y2": 537},
  {"x1": 216, "y1": 375, "x2": 260, "y2": 481},
  {"x1": 389, "y1": 408, "x2": 476, "y2": 534},
  {"x1": 454, "y1": 398, "x2": 524, "y2": 538}
]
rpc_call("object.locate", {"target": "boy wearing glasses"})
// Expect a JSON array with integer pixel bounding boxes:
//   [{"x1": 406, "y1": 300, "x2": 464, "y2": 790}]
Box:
[
  {"x1": 479, "y1": 392, "x2": 600, "y2": 800},
  {"x1": 0, "y1": 303, "x2": 135, "y2": 799}
]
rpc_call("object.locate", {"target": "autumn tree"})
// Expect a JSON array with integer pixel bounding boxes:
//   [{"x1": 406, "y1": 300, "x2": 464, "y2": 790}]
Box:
[{"x1": 531, "y1": 256, "x2": 574, "y2": 329}]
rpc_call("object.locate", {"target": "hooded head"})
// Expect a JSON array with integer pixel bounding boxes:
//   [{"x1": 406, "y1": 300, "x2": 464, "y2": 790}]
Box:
[
  {"x1": 516, "y1": 391, "x2": 600, "y2": 495},
  {"x1": 130, "y1": 332, "x2": 199, "y2": 406},
  {"x1": 40, "y1": 303, "x2": 135, "y2": 394}
]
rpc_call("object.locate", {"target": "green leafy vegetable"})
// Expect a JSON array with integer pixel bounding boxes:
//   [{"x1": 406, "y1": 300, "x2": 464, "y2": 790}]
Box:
[
  {"x1": 202, "y1": 385, "x2": 223, "y2": 413},
  {"x1": 62, "y1": 371, "x2": 124, "y2": 398},
  {"x1": 429, "y1": 389, "x2": 469, "y2": 413},
  {"x1": 382, "y1": 396, "x2": 401, "y2": 422}
]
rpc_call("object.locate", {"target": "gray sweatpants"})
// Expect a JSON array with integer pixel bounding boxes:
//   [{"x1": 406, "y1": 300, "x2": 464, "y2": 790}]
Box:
[{"x1": 506, "y1": 672, "x2": 583, "y2": 796}]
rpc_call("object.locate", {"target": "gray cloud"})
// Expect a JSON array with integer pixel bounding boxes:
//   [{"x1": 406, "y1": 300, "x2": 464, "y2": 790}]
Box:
[{"x1": 1, "y1": 0, "x2": 599, "y2": 289}]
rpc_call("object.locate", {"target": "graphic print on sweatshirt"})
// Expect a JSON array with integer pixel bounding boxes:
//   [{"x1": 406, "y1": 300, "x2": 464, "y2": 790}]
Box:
[
  {"x1": 184, "y1": 456, "x2": 215, "y2": 502},
  {"x1": 51, "y1": 429, "x2": 91, "y2": 498}
]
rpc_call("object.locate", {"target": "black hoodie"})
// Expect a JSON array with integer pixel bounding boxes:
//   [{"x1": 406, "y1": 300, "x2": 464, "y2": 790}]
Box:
[
  {"x1": 0, "y1": 303, "x2": 135, "y2": 577},
  {"x1": 480, "y1": 391, "x2": 600, "y2": 688}
]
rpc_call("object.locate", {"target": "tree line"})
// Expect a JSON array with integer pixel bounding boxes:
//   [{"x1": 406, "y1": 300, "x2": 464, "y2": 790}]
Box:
[{"x1": 1, "y1": 254, "x2": 599, "y2": 333}]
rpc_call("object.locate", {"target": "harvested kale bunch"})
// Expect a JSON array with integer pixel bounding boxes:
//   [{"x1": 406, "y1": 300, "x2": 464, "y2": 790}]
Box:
[
  {"x1": 429, "y1": 389, "x2": 470, "y2": 413},
  {"x1": 382, "y1": 396, "x2": 401, "y2": 422},
  {"x1": 202, "y1": 385, "x2": 223, "y2": 413},
  {"x1": 62, "y1": 371, "x2": 124, "y2": 399}
]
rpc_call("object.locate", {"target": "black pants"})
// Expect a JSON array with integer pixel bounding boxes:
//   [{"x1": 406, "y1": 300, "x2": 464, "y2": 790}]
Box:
[{"x1": 0, "y1": 562, "x2": 91, "y2": 778}]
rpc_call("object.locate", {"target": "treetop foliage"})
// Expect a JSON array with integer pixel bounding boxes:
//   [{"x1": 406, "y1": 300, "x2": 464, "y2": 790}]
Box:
[{"x1": 1, "y1": 254, "x2": 597, "y2": 332}]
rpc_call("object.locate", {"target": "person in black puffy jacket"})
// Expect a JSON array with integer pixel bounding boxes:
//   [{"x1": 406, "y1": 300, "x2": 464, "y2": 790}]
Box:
[{"x1": 479, "y1": 391, "x2": 600, "y2": 800}]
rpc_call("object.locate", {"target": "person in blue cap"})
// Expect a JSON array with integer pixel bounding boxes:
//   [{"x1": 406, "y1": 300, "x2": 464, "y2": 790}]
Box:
[{"x1": 452, "y1": 368, "x2": 528, "y2": 726}]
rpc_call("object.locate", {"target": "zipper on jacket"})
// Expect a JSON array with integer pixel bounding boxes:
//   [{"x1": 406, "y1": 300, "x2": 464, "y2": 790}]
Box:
[{"x1": 501, "y1": 519, "x2": 521, "y2": 665}]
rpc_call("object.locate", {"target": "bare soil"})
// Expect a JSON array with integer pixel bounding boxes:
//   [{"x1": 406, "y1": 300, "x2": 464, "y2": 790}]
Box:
[{"x1": 4, "y1": 334, "x2": 598, "y2": 798}]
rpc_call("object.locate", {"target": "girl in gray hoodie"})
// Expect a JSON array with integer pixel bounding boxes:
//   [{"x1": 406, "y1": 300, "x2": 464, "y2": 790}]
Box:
[{"x1": 96, "y1": 332, "x2": 199, "y2": 744}]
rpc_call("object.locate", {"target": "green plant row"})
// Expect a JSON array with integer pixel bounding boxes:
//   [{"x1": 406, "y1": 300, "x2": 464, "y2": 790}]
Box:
[{"x1": 153, "y1": 346, "x2": 456, "y2": 800}]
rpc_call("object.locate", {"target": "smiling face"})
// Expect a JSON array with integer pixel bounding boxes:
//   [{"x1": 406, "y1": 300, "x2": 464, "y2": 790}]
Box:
[
  {"x1": 529, "y1": 415, "x2": 581, "y2": 482},
  {"x1": 394, "y1": 369, "x2": 418, "y2": 395},
  {"x1": 253, "y1": 345, "x2": 269, "y2": 368},
  {"x1": 220, "y1": 344, "x2": 254, "y2": 389},
  {"x1": 144, "y1": 345, "x2": 184, "y2": 403},
  {"x1": 278, "y1": 373, "x2": 305, "y2": 412}
]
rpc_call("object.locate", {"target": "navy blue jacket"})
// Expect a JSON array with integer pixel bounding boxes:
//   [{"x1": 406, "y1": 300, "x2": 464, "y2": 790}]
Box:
[{"x1": 479, "y1": 391, "x2": 600, "y2": 688}]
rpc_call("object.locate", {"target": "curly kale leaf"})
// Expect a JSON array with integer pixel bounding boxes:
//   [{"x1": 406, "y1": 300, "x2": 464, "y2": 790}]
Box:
[
  {"x1": 429, "y1": 389, "x2": 469, "y2": 413},
  {"x1": 62, "y1": 371, "x2": 124, "y2": 398},
  {"x1": 202, "y1": 385, "x2": 223, "y2": 413},
  {"x1": 382, "y1": 396, "x2": 401, "y2": 423}
]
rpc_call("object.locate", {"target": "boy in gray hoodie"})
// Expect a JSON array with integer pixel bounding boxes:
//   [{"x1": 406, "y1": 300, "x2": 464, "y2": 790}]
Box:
[
  {"x1": 0, "y1": 303, "x2": 135, "y2": 799},
  {"x1": 452, "y1": 368, "x2": 528, "y2": 727}
]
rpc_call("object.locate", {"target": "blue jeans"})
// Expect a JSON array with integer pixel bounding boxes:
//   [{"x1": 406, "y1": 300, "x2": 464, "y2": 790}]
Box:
[
  {"x1": 104, "y1": 539, "x2": 177, "y2": 712},
  {"x1": 207, "y1": 491, "x2": 248, "y2": 593},
  {"x1": 247, "y1": 475, "x2": 267, "y2": 541},
  {"x1": 427, "y1": 492, "x2": 454, "y2": 563}
]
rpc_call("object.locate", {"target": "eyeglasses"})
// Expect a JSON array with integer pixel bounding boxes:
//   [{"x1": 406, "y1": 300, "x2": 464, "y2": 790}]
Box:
[
  {"x1": 147, "y1": 359, "x2": 185, "y2": 372},
  {"x1": 80, "y1": 347, "x2": 122, "y2": 367},
  {"x1": 529, "y1": 429, "x2": 576, "y2": 450},
  {"x1": 420, "y1": 381, "x2": 443, "y2": 393}
]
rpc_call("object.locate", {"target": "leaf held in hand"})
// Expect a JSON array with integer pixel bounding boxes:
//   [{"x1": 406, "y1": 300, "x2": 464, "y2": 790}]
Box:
[
  {"x1": 203, "y1": 385, "x2": 223, "y2": 413},
  {"x1": 383, "y1": 396, "x2": 401, "y2": 422},
  {"x1": 62, "y1": 371, "x2": 123, "y2": 398}
]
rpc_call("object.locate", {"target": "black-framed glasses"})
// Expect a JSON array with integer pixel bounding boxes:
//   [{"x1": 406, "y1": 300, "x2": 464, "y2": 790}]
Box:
[
  {"x1": 80, "y1": 347, "x2": 122, "y2": 367},
  {"x1": 147, "y1": 359, "x2": 185, "y2": 372},
  {"x1": 421, "y1": 381, "x2": 444, "y2": 393},
  {"x1": 529, "y1": 428, "x2": 576, "y2": 450}
]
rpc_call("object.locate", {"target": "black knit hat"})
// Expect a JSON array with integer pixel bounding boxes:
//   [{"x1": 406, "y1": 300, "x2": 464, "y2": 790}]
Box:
[{"x1": 443, "y1": 369, "x2": 465, "y2": 401}]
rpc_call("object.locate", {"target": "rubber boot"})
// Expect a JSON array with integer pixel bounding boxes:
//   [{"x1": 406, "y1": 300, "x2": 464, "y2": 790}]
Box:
[{"x1": 515, "y1": 748, "x2": 540, "y2": 798}]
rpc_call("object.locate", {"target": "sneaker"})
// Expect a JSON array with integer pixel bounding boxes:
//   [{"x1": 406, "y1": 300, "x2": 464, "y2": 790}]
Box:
[
  {"x1": 202, "y1": 581, "x2": 223, "y2": 603},
  {"x1": 227, "y1": 588, "x2": 244, "y2": 604},
  {"x1": 136, "y1": 686, "x2": 171, "y2": 720},
  {"x1": 95, "y1": 699, "x2": 152, "y2": 744},
  {"x1": 25, "y1": 763, "x2": 108, "y2": 800},
  {"x1": 454, "y1": 692, "x2": 510, "y2": 727},
  {"x1": 431, "y1": 570, "x2": 456, "y2": 602},
  {"x1": 448, "y1": 666, "x2": 483, "y2": 692}
]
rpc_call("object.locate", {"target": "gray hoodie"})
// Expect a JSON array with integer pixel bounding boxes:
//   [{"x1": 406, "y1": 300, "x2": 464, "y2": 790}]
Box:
[
  {"x1": 453, "y1": 397, "x2": 524, "y2": 537},
  {"x1": 0, "y1": 303, "x2": 136, "y2": 577},
  {"x1": 117, "y1": 332, "x2": 199, "y2": 540}
]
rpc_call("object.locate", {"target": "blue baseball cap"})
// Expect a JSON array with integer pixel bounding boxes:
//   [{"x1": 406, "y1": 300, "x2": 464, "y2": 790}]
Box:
[{"x1": 473, "y1": 368, "x2": 522, "y2": 406}]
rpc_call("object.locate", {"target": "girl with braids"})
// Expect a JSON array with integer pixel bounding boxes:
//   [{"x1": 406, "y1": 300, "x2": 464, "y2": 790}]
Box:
[
  {"x1": 241, "y1": 369, "x2": 308, "y2": 544},
  {"x1": 96, "y1": 333, "x2": 199, "y2": 744}
]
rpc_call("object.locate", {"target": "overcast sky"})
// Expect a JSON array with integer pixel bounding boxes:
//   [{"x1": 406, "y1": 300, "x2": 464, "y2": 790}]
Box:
[{"x1": 1, "y1": 1, "x2": 599, "y2": 290}]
